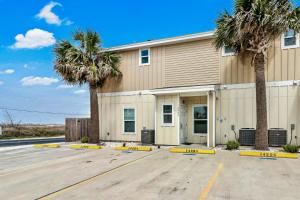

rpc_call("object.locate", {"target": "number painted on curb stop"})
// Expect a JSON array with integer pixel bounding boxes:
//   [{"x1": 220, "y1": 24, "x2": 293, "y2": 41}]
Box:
[{"x1": 260, "y1": 152, "x2": 277, "y2": 157}]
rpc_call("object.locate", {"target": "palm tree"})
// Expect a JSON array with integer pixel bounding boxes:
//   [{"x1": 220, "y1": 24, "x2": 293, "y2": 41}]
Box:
[
  {"x1": 54, "y1": 30, "x2": 121, "y2": 143},
  {"x1": 214, "y1": 0, "x2": 300, "y2": 150}
]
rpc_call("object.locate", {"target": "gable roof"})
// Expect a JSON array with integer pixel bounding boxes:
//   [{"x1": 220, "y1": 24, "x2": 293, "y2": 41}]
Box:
[{"x1": 104, "y1": 30, "x2": 215, "y2": 52}]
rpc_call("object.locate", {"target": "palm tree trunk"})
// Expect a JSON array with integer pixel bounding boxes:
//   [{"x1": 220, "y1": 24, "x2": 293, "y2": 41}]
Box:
[
  {"x1": 89, "y1": 85, "x2": 99, "y2": 143},
  {"x1": 254, "y1": 53, "x2": 268, "y2": 150}
]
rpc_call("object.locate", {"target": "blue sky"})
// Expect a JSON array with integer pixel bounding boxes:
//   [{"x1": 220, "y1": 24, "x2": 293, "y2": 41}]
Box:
[{"x1": 0, "y1": 0, "x2": 235, "y2": 124}]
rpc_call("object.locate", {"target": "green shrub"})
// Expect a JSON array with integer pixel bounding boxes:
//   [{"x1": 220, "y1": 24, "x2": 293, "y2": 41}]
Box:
[
  {"x1": 226, "y1": 140, "x2": 240, "y2": 150},
  {"x1": 81, "y1": 136, "x2": 89, "y2": 143},
  {"x1": 283, "y1": 145, "x2": 299, "y2": 153}
]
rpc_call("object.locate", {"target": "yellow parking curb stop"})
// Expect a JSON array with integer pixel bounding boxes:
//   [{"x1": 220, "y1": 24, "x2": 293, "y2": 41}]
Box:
[
  {"x1": 70, "y1": 144, "x2": 102, "y2": 150},
  {"x1": 169, "y1": 148, "x2": 215, "y2": 154},
  {"x1": 240, "y1": 151, "x2": 298, "y2": 159},
  {"x1": 114, "y1": 146, "x2": 152, "y2": 151},
  {"x1": 34, "y1": 144, "x2": 60, "y2": 148}
]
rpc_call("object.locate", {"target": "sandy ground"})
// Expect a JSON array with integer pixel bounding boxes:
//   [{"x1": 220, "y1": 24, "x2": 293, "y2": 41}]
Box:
[{"x1": 0, "y1": 144, "x2": 299, "y2": 200}]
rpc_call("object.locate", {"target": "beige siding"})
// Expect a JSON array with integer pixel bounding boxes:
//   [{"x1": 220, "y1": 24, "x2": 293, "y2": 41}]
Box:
[
  {"x1": 100, "y1": 47, "x2": 166, "y2": 93},
  {"x1": 100, "y1": 38, "x2": 220, "y2": 93},
  {"x1": 98, "y1": 94, "x2": 155, "y2": 142},
  {"x1": 156, "y1": 95, "x2": 179, "y2": 145},
  {"x1": 221, "y1": 38, "x2": 300, "y2": 84},
  {"x1": 164, "y1": 39, "x2": 220, "y2": 87},
  {"x1": 216, "y1": 86, "x2": 300, "y2": 145}
]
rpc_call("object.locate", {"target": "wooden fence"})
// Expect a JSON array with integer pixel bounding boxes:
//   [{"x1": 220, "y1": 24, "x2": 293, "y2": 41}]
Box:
[{"x1": 65, "y1": 118, "x2": 90, "y2": 142}]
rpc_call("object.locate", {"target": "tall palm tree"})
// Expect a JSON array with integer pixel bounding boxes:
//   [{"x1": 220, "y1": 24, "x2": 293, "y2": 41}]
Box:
[
  {"x1": 214, "y1": 0, "x2": 300, "y2": 150},
  {"x1": 54, "y1": 30, "x2": 121, "y2": 143}
]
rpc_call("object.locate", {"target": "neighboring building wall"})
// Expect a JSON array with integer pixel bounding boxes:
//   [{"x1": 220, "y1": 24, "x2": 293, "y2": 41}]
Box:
[
  {"x1": 156, "y1": 95, "x2": 180, "y2": 145},
  {"x1": 216, "y1": 85, "x2": 300, "y2": 146},
  {"x1": 98, "y1": 94, "x2": 155, "y2": 142},
  {"x1": 221, "y1": 38, "x2": 300, "y2": 84},
  {"x1": 181, "y1": 96, "x2": 207, "y2": 144}
]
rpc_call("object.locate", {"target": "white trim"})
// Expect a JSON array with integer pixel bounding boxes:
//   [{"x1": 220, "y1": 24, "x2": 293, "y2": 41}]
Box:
[
  {"x1": 192, "y1": 104, "x2": 208, "y2": 135},
  {"x1": 221, "y1": 80, "x2": 300, "y2": 90},
  {"x1": 154, "y1": 95, "x2": 157, "y2": 144},
  {"x1": 161, "y1": 103, "x2": 175, "y2": 127},
  {"x1": 221, "y1": 46, "x2": 236, "y2": 57},
  {"x1": 212, "y1": 91, "x2": 216, "y2": 147},
  {"x1": 177, "y1": 94, "x2": 180, "y2": 145},
  {"x1": 139, "y1": 48, "x2": 151, "y2": 66},
  {"x1": 150, "y1": 85, "x2": 216, "y2": 95},
  {"x1": 104, "y1": 31, "x2": 215, "y2": 52},
  {"x1": 98, "y1": 85, "x2": 216, "y2": 97},
  {"x1": 281, "y1": 30, "x2": 300, "y2": 50},
  {"x1": 97, "y1": 80, "x2": 300, "y2": 98},
  {"x1": 207, "y1": 92, "x2": 210, "y2": 148},
  {"x1": 122, "y1": 106, "x2": 137, "y2": 135}
]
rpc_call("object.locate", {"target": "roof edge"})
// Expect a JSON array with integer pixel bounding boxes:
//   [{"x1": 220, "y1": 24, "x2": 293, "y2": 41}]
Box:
[{"x1": 104, "y1": 30, "x2": 215, "y2": 52}]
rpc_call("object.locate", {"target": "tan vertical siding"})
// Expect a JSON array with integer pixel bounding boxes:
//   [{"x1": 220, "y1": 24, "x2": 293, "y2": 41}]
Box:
[
  {"x1": 98, "y1": 95, "x2": 155, "y2": 142},
  {"x1": 221, "y1": 37, "x2": 300, "y2": 84},
  {"x1": 156, "y1": 95, "x2": 179, "y2": 145},
  {"x1": 217, "y1": 86, "x2": 300, "y2": 145}
]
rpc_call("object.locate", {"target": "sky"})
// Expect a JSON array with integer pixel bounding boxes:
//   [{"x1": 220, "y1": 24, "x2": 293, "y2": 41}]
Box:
[{"x1": 0, "y1": 0, "x2": 236, "y2": 124}]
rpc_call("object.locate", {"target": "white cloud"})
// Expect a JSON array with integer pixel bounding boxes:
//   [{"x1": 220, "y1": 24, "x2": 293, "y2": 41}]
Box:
[
  {"x1": 21, "y1": 76, "x2": 59, "y2": 86},
  {"x1": 74, "y1": 89, "x2": 87, "y2": 95},
  {"x1": 64, "y1": 20, "x2": 74, "y2": 26},
  {"x1": 36, "y1": 1, "x2": 62, "y2": 25},
  {"x1": 57, "y1": 84, "x2": 74, "y2": 89},
  {"x1": 0, "y1": 69, "x2": 15, "y2": 74},
  {"x1": 11, "y1": 28, "x2": 56, "y2": 49}
]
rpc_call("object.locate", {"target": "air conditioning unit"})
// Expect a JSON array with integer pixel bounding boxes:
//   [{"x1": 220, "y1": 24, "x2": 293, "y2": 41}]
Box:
[
  {"x1": 239, "y1": 128, "x2": 255, "y2": 146},
  {"x1": 141, "y1": 129, "x2": 155, "y2": 144},
  {"x1": 268, "y1": 128, "x2": 287, "y2": 147}
]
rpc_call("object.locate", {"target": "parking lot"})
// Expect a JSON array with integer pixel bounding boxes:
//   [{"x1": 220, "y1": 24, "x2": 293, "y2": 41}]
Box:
[{"x1": 0, "y1": 144, "x2": 299, "y2": 200}]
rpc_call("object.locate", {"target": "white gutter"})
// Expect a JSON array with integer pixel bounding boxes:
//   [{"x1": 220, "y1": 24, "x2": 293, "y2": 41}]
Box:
[
  {"x1": 104, "y1": 31, "x2": 215, "y2": 52},
  {"x1": 149, "y1": 85, "x2": 217, "y2": 95}
]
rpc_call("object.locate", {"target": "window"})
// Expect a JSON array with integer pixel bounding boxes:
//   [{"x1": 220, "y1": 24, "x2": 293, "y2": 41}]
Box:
[
  {"x1": 222, "y1": 45, "x2": 235, "y2": 56},
  {"x1": 193, "y1": 105, "x2": 207, "y2": 134},
  {"x1": 282, "y1": 29, "x2": 299, "y2": 49},
  {"x1": 162, "y1": 104, "x2": 173, "y2": 126},
  {"x1": 139, "y1": 49, "x2": 150, "y2": 65},
  {"x1": 123, "y1": 108, "x2": 135, "y2": 134}
]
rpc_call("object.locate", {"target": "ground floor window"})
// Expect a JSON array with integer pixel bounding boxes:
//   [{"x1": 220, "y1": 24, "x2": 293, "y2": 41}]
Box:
[
  {"x1": 193, "y1": 105, "x2": 207, "y2": 134},
  {"x1": 123, "y1": 107, "x2": 135, "y2": 134},
  {"x1": 162, "y1": 103, "x2": 174, "y2": 126}
]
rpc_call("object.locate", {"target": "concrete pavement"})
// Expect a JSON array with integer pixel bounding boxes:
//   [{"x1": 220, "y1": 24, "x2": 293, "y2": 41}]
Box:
[{"x1": 0, "y1": 145, "x2": 299, "y2": 200}]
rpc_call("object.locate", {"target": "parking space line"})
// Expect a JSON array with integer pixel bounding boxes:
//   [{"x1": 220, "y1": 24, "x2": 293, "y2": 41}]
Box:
[
  {"x1": 38, "y1": 150, "x2": 162, "y2": 200},
  {"x1": 198, "y1": 163, "x2": 223, "y2": 200}
]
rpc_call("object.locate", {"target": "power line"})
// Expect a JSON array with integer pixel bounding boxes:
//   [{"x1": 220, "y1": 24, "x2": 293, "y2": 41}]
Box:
[{"x1": 0, "y1": 107, "x2": 89, "y2": 116}]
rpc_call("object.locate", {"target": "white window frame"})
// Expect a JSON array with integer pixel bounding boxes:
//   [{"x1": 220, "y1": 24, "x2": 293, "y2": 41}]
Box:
[
  {"x1": 139, "y1": 48, "x2": 150, "y2": 66},
  {"x1": 161, "y1": 103, "x2": 174, "y2": 127},
  {"x1": 222, "y1": 45, "x2": 236, "y2": 57},
  {"x1": 192, "y1": 104, "x2": 208, "y2": 135},
  {"x1": 281, "y1": 29, "x2": 299, "y2": 49},
  {"x1": 122, "y1": 106, "x2": 136, "y2": 135}
]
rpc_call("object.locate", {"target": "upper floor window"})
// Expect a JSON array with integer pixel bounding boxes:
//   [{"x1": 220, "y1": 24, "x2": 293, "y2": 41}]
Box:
[
  {"x1": 222, "y1": 45, "x2": 235, "y2": 56},
  {"x1": 161, "y1": 103, "x2": 174, "y2": 126},
  {"x1": 282, "y1": 29, "x2": 299, "y2": 49},
  {"x1": 139, "y1": 48, "x2": 150, "y2": 66}
]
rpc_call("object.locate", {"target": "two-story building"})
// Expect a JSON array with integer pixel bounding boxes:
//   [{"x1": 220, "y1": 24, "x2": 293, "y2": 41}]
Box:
[{"x1": 97, "y1": 30, "x2": 300, "y2": 147}]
